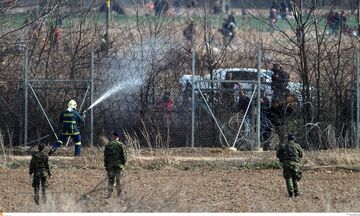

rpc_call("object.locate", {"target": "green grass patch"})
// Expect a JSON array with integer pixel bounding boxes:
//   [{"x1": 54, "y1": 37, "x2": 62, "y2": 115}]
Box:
[
  {"x1": 6, "y1": 161, "x2": 25, "y2": 169},
  {"x1": 5, "y1": 11, "x2": 360, "y2": 32}
]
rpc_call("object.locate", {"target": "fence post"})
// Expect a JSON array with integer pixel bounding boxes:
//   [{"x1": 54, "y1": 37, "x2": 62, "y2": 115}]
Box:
[
  {"x1": 255, "y1": 45, "x2": 262, "y2": 151},
  {"x1": 105, "y1": 0, "x2": 111, "y2": 55},
  {"x1": 356, "y1": 49, "x2": 360, "y2": 148},
  {"x1": 191, "y1": 48, "x2": 196, "y2": 148},
  {"x1": 90, "y1": 50, "x2": 94, "y2": 146},
  {"x1": 24, "y1": 47, "x2": 28, "y2": 145}
]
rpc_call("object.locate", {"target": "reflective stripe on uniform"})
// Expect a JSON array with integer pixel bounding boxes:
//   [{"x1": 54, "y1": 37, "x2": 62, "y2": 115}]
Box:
[
  {"x1": 62, "y1": 120, "x2": 76, "y2": 123},
  {"x1": 57, "y1": 140, "x2": 64, "y2": 144},
  {"x1": 61, "y1": 132, "x2": 80, "y2": 135},
  {"x1": 75, "y1": 142, "x2": 81, "y2": 145},
  {"x1": 63, "y1": 113, "x2": 74, "y2": 117}
]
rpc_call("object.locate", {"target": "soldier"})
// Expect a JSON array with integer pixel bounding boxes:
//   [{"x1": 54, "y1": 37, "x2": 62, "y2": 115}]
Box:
[
  {"x1": 104, "y1": 132, "x2": 128, "y2": 198},
  {"x1": 48, "y1": 99, "x2": 85, "y2": 156},
  {"x1": 29, "y1": 144, "x2": 51, "y2": 205},
  {"x1": 276, "y1": 134, "x2": 303, "y2": 198}
]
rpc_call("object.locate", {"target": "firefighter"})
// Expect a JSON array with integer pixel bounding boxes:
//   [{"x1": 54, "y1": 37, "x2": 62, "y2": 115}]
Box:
[{"x1": 48, "y1": 99, "x2": 85, "y2": 156}]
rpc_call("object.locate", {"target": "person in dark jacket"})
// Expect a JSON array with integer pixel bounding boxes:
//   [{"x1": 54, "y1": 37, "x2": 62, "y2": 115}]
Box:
[
  {"x1": 104, "y1": 132, "x2": 128, "y2": 198},
  {"x1": 340, "y1": 10, "x2": 348, "y2": 31},
  {"x1": 279, "y1": 1, "x2": 287, "y2": 18},
  {"x1": 29, "y1": 143, "x2": 51, "y2": 205},
  {"x1": 48, "y1": 99, "x2": 85, "y2": 156},
  {"x1": 237, "y1": 89, "x2": 251, "y2": 115},
  {"x1": 154, "y1": 0, "x2": 169, "y2": 16},
  {"x1": 183, "y1": 19, "x2": 196, "y2": 44},
  {"x1": 268, "y1": 100, "x2": 292, "y2": 144},
  {"x1": 212, "y1": 0, "x2": 221, "y2": 15},
  {"x1": 260, "y1": 95, "x2": 272, "y2": 150},
  {"x1": 276, "y1": 134, "x2": 303, "y2": 197},
  {"x1": 238, "y1": 89, "x2": 252, "y2": 138},
  {"x1": 271, "y1": 63, "x2": 289, "y2": 101},
  {"x1": 226, "y1": 11, "x2": 236, "y2": 25}
]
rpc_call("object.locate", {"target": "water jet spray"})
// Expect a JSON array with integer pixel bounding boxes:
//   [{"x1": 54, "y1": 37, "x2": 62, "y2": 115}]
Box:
[{"x1": 82, "y1": 77, "x2": 143, "y2": 115}]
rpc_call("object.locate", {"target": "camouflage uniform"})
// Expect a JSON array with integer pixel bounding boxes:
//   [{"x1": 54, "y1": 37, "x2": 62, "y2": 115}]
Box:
[
  {"x1": 104, "y1": 140, "x2": 127, "y2": 198},
  {"x1": 29, "y1": 151, "x2": 51, "y2": 205},
  {"x1": 276, "y1": 140, "x2": 303, "y2": 197}
]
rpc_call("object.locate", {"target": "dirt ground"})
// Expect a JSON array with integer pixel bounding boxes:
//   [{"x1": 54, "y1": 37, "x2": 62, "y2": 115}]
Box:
[{"x1": 1, "y1": 148, "x2": 360, "y2": 212}]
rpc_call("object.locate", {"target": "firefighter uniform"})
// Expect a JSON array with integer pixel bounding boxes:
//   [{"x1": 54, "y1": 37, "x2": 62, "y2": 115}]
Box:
[{"x1": 49, "y1": 100, "x2": 84, "y2": 156}]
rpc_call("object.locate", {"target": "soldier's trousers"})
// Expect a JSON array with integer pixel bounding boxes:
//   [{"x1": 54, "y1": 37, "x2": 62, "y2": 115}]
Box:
[
  {"x1": 283, "y1": 167, "x2": 300, "y2": 195},
  {"x1": 32, "y1": 174, "x2": 48, "y2": 205},
  {"x1": 107, "y1": 168, "x2": 124, "y2": 196}
]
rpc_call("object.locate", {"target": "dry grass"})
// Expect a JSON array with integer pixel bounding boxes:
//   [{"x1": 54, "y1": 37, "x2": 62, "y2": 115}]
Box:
[{"x1": 303, "y1": 149, "x2": 360, "y2": 170}]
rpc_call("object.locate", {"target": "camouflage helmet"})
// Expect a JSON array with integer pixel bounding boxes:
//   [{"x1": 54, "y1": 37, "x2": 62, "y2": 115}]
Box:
[
  {"x1": 38, "y1": 143, "x2": 45, "y2": 151},
  {"x1": 112, "y1": 131, "x2": 122, "y2": 138}
]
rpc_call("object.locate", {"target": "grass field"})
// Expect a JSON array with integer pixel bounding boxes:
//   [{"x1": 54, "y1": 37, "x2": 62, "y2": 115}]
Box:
[{"x1": 3, "y1": 10, "x2": 360, "y2": 33}]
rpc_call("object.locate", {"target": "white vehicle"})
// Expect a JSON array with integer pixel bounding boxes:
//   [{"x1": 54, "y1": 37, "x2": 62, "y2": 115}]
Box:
[
  {"x1": 179, "y1": 67, "x2": 302, "y2": 102},
  {"x1": 179, "y1": 68, "x2": 273, "y2": 102}
]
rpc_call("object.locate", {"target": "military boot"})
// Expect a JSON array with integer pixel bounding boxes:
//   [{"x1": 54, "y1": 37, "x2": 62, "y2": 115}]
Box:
[
  {"x1": 288, "y1": 191, "x2": 293, "y2": 198},
  {"x1": 74, "y1": 145, "x2": 81, "y2": 156},
  {"x1": 106, "y1": 190, "x2": 112, "y2": 199},
  {"x1": 34, "y1": 197, "x2": 40, "y2": 205},
  {"x1": 42, "y1": 188, "x2": 47, "y2": 203},
  {"x1": 294, "y1": 191, "x2": 301, "y2": 197},
  {"x1": 117, "y1": 189, "x2": 122, "y2": 198},
  {"x1": 34, "y1": 189, "x2": 40, "y2": 205}
]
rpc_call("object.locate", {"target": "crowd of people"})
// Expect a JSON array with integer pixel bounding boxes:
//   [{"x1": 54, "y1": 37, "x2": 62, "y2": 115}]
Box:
[
  {"x1": 161, "y1": 62, "x2": 293, "y2": 152},
  {"x1": 220, "y1": 63, "x2": 292, "y2": 151},
  {"x1": 25, "y1": 16, "x2": 63, "y2": 50}
]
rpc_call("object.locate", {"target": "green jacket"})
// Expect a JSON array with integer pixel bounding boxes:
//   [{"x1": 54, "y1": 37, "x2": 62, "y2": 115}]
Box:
[
  {"x1": 29, "y1": 151, "x2": 51, "y2": 176},
  {"x1": 104, "y1": 140, "x2": 127, "y2": 171},
  {"x1": 276, "y1": 141, "x2": 303, "y2": 163}
]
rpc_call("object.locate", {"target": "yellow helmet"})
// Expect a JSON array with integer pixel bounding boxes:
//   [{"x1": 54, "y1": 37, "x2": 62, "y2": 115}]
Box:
[{"x1": 67, "y1": 99, "x2": 77, "y2": 109}]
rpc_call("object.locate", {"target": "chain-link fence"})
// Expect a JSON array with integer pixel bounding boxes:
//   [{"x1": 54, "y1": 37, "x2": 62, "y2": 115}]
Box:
[
  {"x1": 1, "y1": 48, "x2": 360, "y2": 151},
  {"x1": 1, "y1": 0, "x2": 360, "y2": 153}
]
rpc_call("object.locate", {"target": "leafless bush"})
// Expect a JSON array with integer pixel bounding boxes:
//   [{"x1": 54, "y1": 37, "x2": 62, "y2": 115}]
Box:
[{"x1": 0, "y1": 129, "x2": 6, "y2": 166}]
